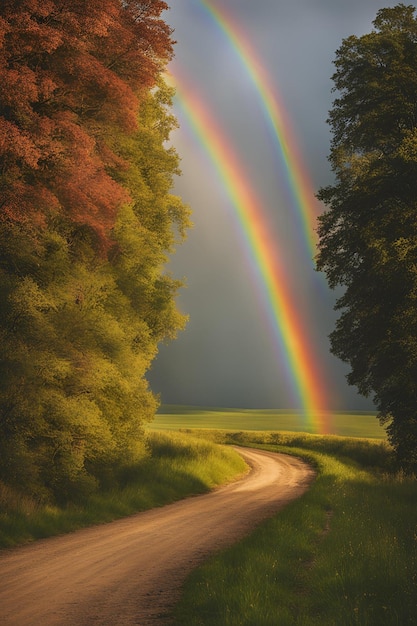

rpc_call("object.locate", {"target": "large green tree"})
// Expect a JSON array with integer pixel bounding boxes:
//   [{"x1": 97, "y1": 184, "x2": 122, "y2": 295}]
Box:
[
  {"x1": 0, "y1": 1, "x2": 190, "y2": 500},
  {"x1": 317, "y1": 4, "x2": 417, "y2": 468}
]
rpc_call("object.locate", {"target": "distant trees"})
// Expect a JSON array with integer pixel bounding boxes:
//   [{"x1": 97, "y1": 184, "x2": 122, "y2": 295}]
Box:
[
  {"x1": 0, "y1": 0, "x2": 190, "y2": 500},
  {"x1": 317, "y1": 4, "x2": 417, "y2": 468}
]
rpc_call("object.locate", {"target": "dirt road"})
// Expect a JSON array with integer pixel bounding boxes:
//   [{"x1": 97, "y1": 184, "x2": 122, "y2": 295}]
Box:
[{"x1": 0, "y1": 448, "x2": 314, "y2": 625}]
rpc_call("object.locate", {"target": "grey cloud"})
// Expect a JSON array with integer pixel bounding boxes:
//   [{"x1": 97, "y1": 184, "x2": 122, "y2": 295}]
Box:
[{"x1": 150, "y1": 1, "x2": 415, "y2": 411}]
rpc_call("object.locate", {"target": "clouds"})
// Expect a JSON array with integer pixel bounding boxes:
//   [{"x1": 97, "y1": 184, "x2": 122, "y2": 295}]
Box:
[{"x1": 149, "y1": 1, "x2": 416, "y2": 411}]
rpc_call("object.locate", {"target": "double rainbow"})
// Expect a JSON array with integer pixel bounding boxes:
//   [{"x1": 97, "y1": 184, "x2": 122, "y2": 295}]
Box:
[
  {"x1": 169, "y1": 70, "x2": 328, "y2": 431},
  {"x1": 198, "y1": 0, "x2": 322, "y2": 260}
]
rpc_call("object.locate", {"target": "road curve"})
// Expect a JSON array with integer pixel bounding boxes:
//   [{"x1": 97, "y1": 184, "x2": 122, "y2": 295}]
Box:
[{"x1": 0, "y1": 448, "x2": 315, "y2": 625}]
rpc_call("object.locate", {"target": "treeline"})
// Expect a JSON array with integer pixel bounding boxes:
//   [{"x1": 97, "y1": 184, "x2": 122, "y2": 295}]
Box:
[{"x1": 0, "y1": 0, "x2": 190, "y2": 502}]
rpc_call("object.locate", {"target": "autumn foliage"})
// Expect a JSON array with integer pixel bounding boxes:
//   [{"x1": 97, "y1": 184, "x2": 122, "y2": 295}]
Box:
[
  {"x1": 0, "y1": 1, "x2": 190, "y2": 500},
  {"x1": 0, "y1": 0, "x2": 173, "y2": 244}
]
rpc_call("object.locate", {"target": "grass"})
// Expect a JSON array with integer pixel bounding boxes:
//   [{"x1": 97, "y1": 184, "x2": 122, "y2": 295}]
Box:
[
  {"x1": 152, "y1": 405, "x2": 385, "y2": 439},
  {"x1": 174, "y1": 430, "x2": 417, "y2": 626},
  {"x1": 3, "y1": 406, "x2": 414, "y2": 624},
  {"x1": 0, "y1": 431, "x2": 247, "y2": 549}
]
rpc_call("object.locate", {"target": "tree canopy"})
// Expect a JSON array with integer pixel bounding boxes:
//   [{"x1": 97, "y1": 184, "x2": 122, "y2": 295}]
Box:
[
  {"x1": 316, "y1": 4, "x2": 417, "y2": 468},
  {"x1": 0, "y1": 0, "x2": 190, "y2": 500}
]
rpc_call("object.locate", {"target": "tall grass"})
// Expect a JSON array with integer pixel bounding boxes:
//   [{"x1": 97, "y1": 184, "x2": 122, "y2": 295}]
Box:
[
  {"x1": 0, "y1": 431, "x2": 247, "y2": 549},
  {"x1": 174, "y1": 431, "x2": 417, "y2": 625}
]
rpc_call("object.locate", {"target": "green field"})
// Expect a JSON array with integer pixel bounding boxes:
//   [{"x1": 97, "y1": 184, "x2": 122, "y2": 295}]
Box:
[{"x1": 152, "y1": 405, "x2": 385, "y2": 439}]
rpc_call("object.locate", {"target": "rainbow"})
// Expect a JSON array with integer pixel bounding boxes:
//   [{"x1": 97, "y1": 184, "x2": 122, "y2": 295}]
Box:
[
  {"x1": 197, "y1": 0, "x2": 321, "y2": 261},
  {"x1": 168, "y1": 71, "x2": 329, "y2": 431}
]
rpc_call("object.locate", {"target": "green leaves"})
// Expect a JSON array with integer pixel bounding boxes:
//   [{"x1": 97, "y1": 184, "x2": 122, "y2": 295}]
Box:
[
  {"x1": 317, "y1": 4, "x2": 417, "y2": 467},
  {"x1": 0, "y1": 4, "x2": 189, "y2": 501}
]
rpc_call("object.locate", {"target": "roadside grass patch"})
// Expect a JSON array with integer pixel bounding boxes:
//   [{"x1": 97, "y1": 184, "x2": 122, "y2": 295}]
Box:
[
  {"x1": 174, "y1": 432, "x2": 417, "y2": 626},
  {"x1": 0, "y1": 431, "x2": 247, "y2": 549}
]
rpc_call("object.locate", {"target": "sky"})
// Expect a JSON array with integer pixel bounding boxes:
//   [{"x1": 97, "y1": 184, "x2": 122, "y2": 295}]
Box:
[{"x1": 148, "y1": 0, "x2": 416, "y2": 414}]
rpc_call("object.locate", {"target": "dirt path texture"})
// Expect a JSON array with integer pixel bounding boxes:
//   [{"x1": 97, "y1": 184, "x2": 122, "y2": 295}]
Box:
[{"x1": 0, "y1": 447, "x2": 315, "y2": 625}]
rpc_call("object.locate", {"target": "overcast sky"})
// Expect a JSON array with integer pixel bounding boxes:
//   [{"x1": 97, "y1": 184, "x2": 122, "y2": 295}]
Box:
[{"x1": 148, "y1": 0, "x2": 416, "y2": 412}]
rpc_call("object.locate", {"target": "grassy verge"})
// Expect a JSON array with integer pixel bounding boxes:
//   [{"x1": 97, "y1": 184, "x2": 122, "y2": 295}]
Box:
[
  {"x1": 0, "y1": 431, "x2": 247, "y2": 549},
  {"x1": 174, "y1": 431, "x2": 417, "y2": 626}
]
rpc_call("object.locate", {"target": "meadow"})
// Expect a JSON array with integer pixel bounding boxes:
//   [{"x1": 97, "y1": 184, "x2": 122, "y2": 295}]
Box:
[
  {"x1": 152, "y1": 405, "x2": 385, "y2": 439},
  {"x1": 2, "y1": 406, "x2": 416, "y2": 625},
  {"x1": 173, "y1": 429, "x2": 417, "y2": 626}
]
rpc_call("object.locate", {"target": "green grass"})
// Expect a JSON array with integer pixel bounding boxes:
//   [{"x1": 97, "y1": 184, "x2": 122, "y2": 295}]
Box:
[
  {"x1": 3, "y1": 404, "x2": 413, "y2": 624},
  {"x1": 152, "y1": 405, "x2": 384, "y2": 439},
  {"x1": 0, "y1": 431, "x2": 247, "y2": 549},
  {"x1": 174, "y1": 431, "x2": 417, "y2": 626}
]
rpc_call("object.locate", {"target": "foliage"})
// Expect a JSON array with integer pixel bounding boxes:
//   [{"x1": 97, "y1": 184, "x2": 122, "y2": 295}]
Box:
[
  {"x1": 0, "y1": 0, "x2": 173, "y2": 243},
  {"x1": 316, "y1": 4, "x2": 417, "y2": 468},
  {"x1": 174, "y1": 432, "x2": 417, "y2": 626},
  {"x1": 0, "y1": 2, "x2": 190, "y2": 500}
]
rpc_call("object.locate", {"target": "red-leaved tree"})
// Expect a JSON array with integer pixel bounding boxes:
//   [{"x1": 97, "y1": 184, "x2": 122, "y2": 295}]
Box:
[
  {"x1": 0, "y1": 0, "x2": 173, "y2": 248},
  {"x1": 0, "y1": 2, "x2": 190, "y2": 501}
]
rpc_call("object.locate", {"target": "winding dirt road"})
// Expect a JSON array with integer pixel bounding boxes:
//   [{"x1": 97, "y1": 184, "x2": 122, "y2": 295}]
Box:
[{"x1": 0, "y1": 448, "x2": 314, "y2": 625}]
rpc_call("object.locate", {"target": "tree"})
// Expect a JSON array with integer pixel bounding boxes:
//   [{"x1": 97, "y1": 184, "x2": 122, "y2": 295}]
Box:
[
  {"x1": 0, "y1": 0, "x2": 173, "y2": 248},
  {"x1": 0, "y1": 1, "x2": 190, "y2": 501},
  {"x1": 316, "y1": 4, "x2": 417, "y2": 468}
]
